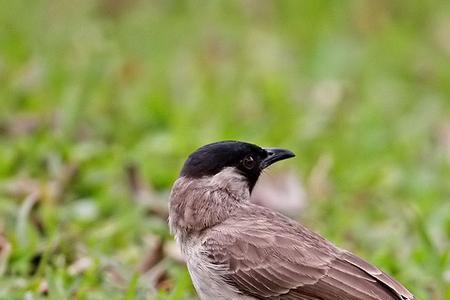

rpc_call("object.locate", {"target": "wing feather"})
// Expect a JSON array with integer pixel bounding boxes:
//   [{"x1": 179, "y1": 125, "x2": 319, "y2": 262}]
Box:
[{"x1": 200, "y1": 206, "x2": 416, "y2": 300}]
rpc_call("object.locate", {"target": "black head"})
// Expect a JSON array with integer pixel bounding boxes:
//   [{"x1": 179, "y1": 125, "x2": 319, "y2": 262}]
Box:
[{"x1": 180, "y1": 141, "x2": 295, "y2": 191}]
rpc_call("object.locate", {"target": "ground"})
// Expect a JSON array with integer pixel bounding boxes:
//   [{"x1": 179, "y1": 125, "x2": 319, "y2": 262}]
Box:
[{"x1": 0, "y1": 1, "x2": 449, "y2": 299}]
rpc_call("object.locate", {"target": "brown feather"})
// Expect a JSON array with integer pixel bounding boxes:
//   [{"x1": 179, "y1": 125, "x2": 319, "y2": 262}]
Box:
[{"x1": 200, "y1": 204, "x2": 416, "y2": 300}]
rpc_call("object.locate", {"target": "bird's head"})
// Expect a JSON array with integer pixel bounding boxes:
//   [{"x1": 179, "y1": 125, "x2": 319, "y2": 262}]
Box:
[
  {"x1": 169, "y1": 141, "x2": 295, "y2": 235},
  {"x1": 180, "y1": 141, "x2": 295, "y2": 192}
]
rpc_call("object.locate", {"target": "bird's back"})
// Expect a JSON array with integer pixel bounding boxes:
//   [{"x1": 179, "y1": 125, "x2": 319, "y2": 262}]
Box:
[{"x1": 194, "y1": 204, "x2": 415, "y2": 300}]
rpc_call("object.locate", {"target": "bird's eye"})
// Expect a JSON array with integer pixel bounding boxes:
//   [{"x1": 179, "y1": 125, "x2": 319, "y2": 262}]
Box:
[{"x1": 242, "y1": 155, "x2": 255, "y2": 169}]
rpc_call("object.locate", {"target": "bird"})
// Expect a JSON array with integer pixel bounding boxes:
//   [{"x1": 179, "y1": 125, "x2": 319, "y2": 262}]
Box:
[{"x1": 168, "y1": 141, "x2": 416, "y2": 300}]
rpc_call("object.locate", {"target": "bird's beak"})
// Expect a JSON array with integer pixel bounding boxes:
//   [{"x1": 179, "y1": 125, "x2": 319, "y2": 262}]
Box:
[{"x1": 260, "y1": 148, "x2": 295, "y2": 169}]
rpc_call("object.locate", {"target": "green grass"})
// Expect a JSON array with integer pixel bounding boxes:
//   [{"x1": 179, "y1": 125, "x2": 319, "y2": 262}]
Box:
[{"x1": 1, "y1": 0, "x2": 450, "y2": 299}]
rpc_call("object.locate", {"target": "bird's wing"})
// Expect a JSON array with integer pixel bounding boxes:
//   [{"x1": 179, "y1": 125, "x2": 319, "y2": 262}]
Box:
[{"x1": 200, "y1": 210, "x2": 415, "y2": 300}]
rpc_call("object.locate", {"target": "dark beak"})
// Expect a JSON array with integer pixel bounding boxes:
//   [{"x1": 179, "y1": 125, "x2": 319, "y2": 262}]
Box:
[{"x1": 260, "y1": 148, "x2": 295, "y2": 169}]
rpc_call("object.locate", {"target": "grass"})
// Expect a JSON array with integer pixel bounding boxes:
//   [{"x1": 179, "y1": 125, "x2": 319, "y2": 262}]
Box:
[{"x1": 0, "y1": 0, "x2": 450, "y2": 299}]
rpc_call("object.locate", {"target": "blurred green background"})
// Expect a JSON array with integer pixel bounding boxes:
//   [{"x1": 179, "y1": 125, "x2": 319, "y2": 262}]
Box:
[{"x1": 1, "y1": 0, "x2": 450, "y2": 299}]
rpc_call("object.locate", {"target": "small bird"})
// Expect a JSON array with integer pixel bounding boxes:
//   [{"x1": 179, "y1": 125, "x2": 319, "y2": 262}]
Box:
[{"x1": 169, "y1": 141, "x2": 416, "y2": 300}]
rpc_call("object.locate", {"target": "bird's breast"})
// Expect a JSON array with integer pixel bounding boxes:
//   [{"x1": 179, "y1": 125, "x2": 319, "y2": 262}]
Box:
[{"x1": 182, "y1": 237, "x2": 255, "y2": 300}]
